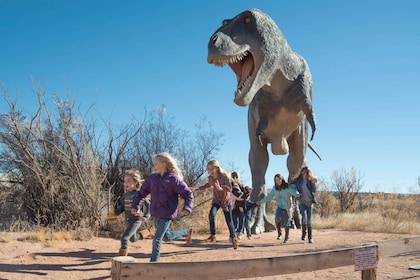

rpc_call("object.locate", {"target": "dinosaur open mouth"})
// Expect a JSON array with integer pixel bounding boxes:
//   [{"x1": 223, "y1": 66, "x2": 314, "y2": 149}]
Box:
[
  {"x1": 209, "y1": 51, "x2": 255, "y2": 100},
  {"x1": 229, "y1": 51, "x2": 254, "y2": 99}
]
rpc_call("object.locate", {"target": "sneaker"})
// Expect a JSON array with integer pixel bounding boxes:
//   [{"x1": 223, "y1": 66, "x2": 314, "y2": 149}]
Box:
[
  {"x1": 232, "y1": 237, "x2": 239, "y2": 249},
  {"x1": 206, "y1": 235, "x2": 217, "y2": 243},
  {"x1": 236, "y1": 232, "x2": 242, "y2": 239},
  {"x1": 247, "y1": 235, "x2": 253, "y2": 240},
  {"x1": 277, "y1": 234, "x2": 282, "y2": 240},
  {"x1": 186, "y1": 228, "x2": 193, "y2": 244},
  {"x1": 283, "y1": 239, "x2": 289, "y2": 243}
]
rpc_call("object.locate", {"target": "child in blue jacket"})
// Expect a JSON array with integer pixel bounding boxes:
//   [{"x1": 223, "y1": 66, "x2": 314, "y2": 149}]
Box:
[{"x1": 257, "y1": 174, "x2": 297, "y2": 243}]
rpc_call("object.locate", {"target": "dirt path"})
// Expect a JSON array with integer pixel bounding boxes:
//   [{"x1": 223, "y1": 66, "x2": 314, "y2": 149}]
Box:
[{"x1": 0, "y1": 229, "x2": 419, "y2": 279}]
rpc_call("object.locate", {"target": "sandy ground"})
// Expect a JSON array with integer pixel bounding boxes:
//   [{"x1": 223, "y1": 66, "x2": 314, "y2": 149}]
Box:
[{"x1": 0, "y1": 229, "x2": 419, "y2": 280}]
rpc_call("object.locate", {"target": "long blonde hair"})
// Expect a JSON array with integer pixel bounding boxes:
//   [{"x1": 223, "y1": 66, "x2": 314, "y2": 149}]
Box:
[
  {"x1": 124, "y1": 169, "x2": 142, "y2": 188},
  {"x1": 301, "y1": 166, "x2": 317, "y2": 182},
  {"x1": 154, "y1": 152, "x2": 182, "y2": 178},
  {"x1": 207, "y1": 159, "x2": 228, "y2": 176}
]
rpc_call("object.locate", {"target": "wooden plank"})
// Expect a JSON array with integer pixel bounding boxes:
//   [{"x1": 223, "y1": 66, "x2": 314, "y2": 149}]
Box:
[
  {"x1": 111, "y1": 245, "x2": 370, "y2": 280},
  {"x1": 111, "y1": 236, "x2": 420, "y2": 280}
]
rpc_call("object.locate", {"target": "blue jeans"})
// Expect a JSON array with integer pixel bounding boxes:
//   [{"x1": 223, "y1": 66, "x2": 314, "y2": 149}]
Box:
[
  {"x1": 275, "y1": 207, "x2": 291, "y2": 228},
  {"x1": 209, "y1": 203, "x2": 237, "y2": 239},
  {"x1": 244, "y1": 201, "x2": 257, "y2": 237},
  {"x1": 120, "y1": 219, "x2": 142, "y2": 250},
  {"x1": 151, "y1": 218, "x2": 172, "y2": 262},
  {"x1": 232, "y1": 210, "x2": 245, "y2": 233},
  {"x1": 164, "y1": 229, "x2": 189, "y2": 241},
  {"x1": 299, "y1": 202, "x2": 313, "y2": 227}
]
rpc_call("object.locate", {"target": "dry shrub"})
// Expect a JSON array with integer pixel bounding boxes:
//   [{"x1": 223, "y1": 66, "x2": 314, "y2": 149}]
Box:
[
  {"x1": 315, "y1": 190, "x2": 339, "y2": 217},
  {"x1": 308, "y1": 192, "x2": 420, "y2": 235},
  {"x1": 51, "y1": 231, "x2": 72, "y2": 242},
  {"x1": 312, "y1": 214, "x2": 340, "y2": 229},
  {"x1": 18, "y1": 228, "x2": 93, "y2": 242},
  {"x1": 20, "y1": 230, "x2": 47, "y2": 242},
  {"x1": 70, "y1": 228, "x2": 96, "y2": 241},
  {"x1": 315, "y1": 212, "x2": 420, "y2": 235}
]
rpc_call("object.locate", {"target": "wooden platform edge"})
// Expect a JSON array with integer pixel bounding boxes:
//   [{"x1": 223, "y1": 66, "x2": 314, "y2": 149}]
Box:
[{"x1": 111, "y1": 236, "x2": 420, "y2": 280}]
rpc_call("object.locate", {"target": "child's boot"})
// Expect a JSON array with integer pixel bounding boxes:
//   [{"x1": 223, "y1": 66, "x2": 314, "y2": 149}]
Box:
[
  {"x1": 283, "y1": 228, "x2": 290, "y2": 243},
  {"x1": 276, "y1": 223, "x2": 282, "y2": 240},
  {"x1": 118, "y1": 249, "x2": 128, "y2": 256},
  {"x1": 301, "y1": 225, "x2": 307, "y2": 241},
  {"x1": 308, "y1": 227, "x2": 313, "y2": 243}
]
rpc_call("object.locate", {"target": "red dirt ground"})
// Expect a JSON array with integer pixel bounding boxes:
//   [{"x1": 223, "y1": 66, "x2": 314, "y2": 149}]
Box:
[{"x1": 0, "y1": 229, "x2": 419, "y2": 280}]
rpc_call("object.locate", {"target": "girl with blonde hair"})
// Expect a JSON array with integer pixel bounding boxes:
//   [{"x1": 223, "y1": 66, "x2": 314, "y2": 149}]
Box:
[
  {"x1": 131, "y1": 152, "x2": 194, "y2": 262},
  {"x1": 290, "y1": 166, "x2": 318, "y2": 243},
  {"x1": 114, "y1": 169, "x2": 150, "y2": 256}
]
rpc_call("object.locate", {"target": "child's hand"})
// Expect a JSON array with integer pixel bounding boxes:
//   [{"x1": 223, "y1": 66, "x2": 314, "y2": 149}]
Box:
[
  {"x1": 131, "y1": 208, "x2": 140, "y2": 216},
  {"x1": 138, "y1": 216, "x2": 146, "y2": 222},
  {"x1": 214, "y1": 181, "x2": 222, "y2": 190},
  {"x1": 256, "y1": 201, "x2": 262, "y2": 206},
  {"x1": 180, "y1": 210, "x2": 190, "y2": 216}
]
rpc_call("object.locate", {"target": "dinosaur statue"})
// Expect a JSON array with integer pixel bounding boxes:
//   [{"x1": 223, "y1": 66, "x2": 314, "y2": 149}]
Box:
[{"x1": 207, "y1": 8, "x2": 318, "y2": 233}]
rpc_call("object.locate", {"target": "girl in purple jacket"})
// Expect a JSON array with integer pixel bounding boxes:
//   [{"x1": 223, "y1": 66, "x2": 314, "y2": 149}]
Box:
[{"x1": 131, "y1": 152, "x2": 194, "y2": 262}]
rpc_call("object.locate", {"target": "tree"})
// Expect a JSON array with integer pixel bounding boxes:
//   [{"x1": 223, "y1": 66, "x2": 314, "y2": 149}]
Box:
[{"x1": 330, "y1": 167, "x2": 364, "y2": 212}]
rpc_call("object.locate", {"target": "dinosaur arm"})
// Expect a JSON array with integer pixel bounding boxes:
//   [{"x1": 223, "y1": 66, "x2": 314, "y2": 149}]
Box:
[{"x1": 283, "y1": 73, "x2": 316, "y2": 141}]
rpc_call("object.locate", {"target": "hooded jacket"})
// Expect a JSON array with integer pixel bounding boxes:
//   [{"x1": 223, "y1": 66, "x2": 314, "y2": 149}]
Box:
[{"x1": 131, "y1": 172, "x2": 194, "y2": 220}]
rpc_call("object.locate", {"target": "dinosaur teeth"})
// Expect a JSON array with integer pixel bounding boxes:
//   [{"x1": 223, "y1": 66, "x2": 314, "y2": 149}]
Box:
[
  {"x1": 212, "y1": 51, "x2": 248, "y2": 67},
  {"x1": 236, "y1": 75, "x2": 252, "y2": 96}
]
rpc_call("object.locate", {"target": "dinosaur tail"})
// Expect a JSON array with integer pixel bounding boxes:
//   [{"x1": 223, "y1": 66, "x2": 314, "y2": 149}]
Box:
[{"x1": 308, "y1": 143, "x2": 322, "y2": 161}]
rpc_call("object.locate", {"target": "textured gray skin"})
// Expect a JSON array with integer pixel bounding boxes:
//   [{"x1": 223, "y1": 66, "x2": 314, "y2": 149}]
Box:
[{"x1": 207, "y1": 9, "x2": 317, "y2": 233}]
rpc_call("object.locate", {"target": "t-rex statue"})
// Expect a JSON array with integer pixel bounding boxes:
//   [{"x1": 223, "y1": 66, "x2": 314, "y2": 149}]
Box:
[{"x1": 207, "y1": 8, "x2": 319, "y2": 233}]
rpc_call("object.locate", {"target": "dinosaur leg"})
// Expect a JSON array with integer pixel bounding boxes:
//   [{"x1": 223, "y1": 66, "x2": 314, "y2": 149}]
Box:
[
  {"x1": 286, "y1": 125, "x2": 308, "y2": 181},
  {"x1": 248, "y1": 132, "x2": 270, "y2": 234}
]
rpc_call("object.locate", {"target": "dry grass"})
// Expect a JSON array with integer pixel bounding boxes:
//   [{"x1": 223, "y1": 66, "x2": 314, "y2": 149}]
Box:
[
  {"x1": 183, "y1": 190, "x2": 420, "y2": 236},
  {"x1": 314, "y1": 212, "x2": 420, "y2": 234},
  {"x1": 1, "y1": 190, "x2": 419, "y2": 243}
]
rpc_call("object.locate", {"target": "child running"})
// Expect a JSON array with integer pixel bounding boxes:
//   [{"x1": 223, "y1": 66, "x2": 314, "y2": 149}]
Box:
[
  {"x1": 114, "y1": 169, "x2": 150, "y2": 256},
  {"x1": 131, "y1": 152, "x2": 194, "y2": 262},
  {"x1": 195, "y1": 160, "x2": 238, "y2": 249},
  {"x1": 257, "y1": 174, "x2": 298, "y2": 243}
]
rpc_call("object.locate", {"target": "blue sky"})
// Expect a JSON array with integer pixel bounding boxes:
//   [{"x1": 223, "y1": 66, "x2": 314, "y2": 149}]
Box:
[{"x1": 1, "y1": 1, "x2": 419, "y2": 193}]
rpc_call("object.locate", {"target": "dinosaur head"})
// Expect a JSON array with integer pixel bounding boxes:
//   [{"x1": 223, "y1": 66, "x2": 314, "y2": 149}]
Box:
[{"x1": 208, "y1": 9, "x2": 287, "y2": 106}]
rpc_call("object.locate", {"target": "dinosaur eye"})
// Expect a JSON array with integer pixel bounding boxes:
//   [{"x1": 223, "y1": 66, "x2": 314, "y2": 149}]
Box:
[
  {"x1": 222, "y1": 20, "x2": 228, "y2": 25},
  {"x1": 244, "y1": 17, "x2": 251, "y2": 24}
]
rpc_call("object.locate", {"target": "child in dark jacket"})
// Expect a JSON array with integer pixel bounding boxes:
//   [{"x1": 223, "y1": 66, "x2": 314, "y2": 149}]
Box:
[
  {"x1": 243, "y1": 185, "x2": 257, "y2": 239},
  {"x1": 114, "y1": 169, "x2": 150, "y2": 256},
  {"x1": 231, "y1": 172, "x2": 246, "y2": 239}
]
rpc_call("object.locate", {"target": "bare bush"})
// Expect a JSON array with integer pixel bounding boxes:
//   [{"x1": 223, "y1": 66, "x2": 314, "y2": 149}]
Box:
[
  {"x1": 329, "y1": 167, "x2": 364, "y2": 212},
  {"x1": 0, "y1": 86, "x2": 106, "y2": 231},
  {"x1": 311, "y1": 177, "x2": 338, "y2": 218},
  {"x1": 0, "y1": 85, "x2": 224, "y2": 233}
]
